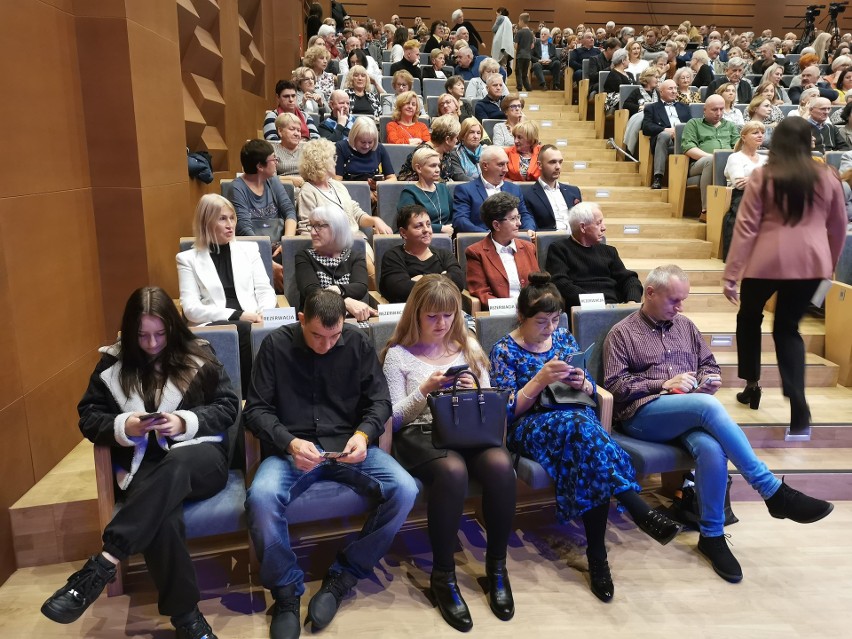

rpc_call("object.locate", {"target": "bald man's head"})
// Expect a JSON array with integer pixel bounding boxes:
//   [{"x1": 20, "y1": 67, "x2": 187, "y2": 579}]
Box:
[{"x1": 704, "y1": 94, "x2": 725, "y2": 124}]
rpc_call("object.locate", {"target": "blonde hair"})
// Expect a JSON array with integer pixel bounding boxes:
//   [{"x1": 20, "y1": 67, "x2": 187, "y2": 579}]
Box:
[
  {"x1": 478, "y1": 58, "x2": 501, "y2": 79},
  {"x1": 511, "y1": 120, "x2": 540, "y2": 146},
  {"x1": 348, "y1": 117, "x2": 379, "y2": 150},
  {"x1": 344, "y1": 64, "x2": 375, "y2": 92},
  {"x1": 638, "y1": 67, "x2": 660, "y2": 86},
  {"x1": 193, "y1": 194, "x2": 236, "y2": 251},
  {"x1": 734, "y1": 120, "x2": 765, "y2": 151},
  {"x1": 392, "y1": 69, "x2": 415, "y2": 90},
  {"x1": 403, "y1": 39, "x2": 420, "y2": 50},
  {"x1": 275, "y1": 112, "x2": 302, "y2": 132},
  {"x1": 302, "y1": 45, "x2": 329, "y2": 69},
  {"x1": 299, "y1": 138, "x2": 336, "y2": 182},
  {"x1": 392, "y1": 90, "x2": 420, "y2": 120},
  {"x1": 459, "y1": 116, "x2": 482, "y2": 141},
  {"x1": 380, "y1": 275, "x2": 489, "y2": 378},
  {"x1": 429, "y1": 114, "x2": 461, "y2": 144},
  {"x1": 437, "y1": 93, "x2": 460, "y2": 114},
  {"x1": 291, "y1": 66, "x2": 315, "y2": 86},
  {"x1": 411, "y1": 146, "x2": 440, "y2": 173}
]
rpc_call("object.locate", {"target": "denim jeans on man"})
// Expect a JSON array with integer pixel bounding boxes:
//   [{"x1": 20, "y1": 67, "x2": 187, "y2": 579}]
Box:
[
  {"x1": 246, "y1": 446, "x2": 418, "y2": 598},
  {"x1": 623, "y1": 393, "x2": 781, "y2": 537}
]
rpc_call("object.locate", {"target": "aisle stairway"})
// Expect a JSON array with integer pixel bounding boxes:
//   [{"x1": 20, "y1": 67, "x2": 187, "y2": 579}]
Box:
[{"x1": 8, "y1": 91, "x2": 852, "y2": 571}]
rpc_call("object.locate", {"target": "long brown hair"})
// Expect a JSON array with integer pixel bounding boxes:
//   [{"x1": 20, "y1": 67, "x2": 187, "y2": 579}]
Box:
[
  {"x1": 380, "y1": 275, "x2": 488, "y2": 378},
  {"x1": 764, "y1": 117, "x2": 822, "y2": 226},
  {"x1": 118, "y1": 287, "x2": 217, "y2": 401}
]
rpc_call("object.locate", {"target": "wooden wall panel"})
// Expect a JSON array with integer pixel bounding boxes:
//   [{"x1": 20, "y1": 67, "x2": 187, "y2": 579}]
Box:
[{"x1": 0, "y1": 401, "x2": 35, "y2": 586}]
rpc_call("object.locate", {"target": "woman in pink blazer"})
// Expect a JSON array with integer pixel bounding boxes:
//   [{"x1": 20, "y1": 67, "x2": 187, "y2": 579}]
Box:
[
  {"x1": 723, "y1": 117, "x2": 847, "y2": 433},
  {"x1": 465, "y1": 192, "x2": 539, "y2": 305}
]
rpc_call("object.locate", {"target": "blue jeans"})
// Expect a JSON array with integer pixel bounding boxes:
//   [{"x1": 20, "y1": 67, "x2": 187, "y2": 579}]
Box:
[
  {"x1": 246, "y1": 447, "x2": 418, "y2": 597},
  {"x1": 623, "y1": 394, "x2": 781, "y2": 537}
]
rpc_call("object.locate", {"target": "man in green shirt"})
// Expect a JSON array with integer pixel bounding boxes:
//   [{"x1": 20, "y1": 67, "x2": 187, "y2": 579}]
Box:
[{"x1": 680, "y1": 94, "x2": 739, "y2": 217}]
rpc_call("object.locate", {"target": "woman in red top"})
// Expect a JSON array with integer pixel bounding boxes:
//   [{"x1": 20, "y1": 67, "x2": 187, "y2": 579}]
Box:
[
  {"x1": 504, "y1": 120, "x2": 541, "y2": 182},
  {"x1": 386, "y1": 91, "x2": 431, "y2": 144}
]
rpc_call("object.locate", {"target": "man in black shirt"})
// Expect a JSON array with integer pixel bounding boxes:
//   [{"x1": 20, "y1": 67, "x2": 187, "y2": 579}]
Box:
[
  {"x1": 389, "y1": 40, "x2": 423, "y2": 81},
  {"x1": 245, "y1": 290, "x2": 417, "y2": 639}
]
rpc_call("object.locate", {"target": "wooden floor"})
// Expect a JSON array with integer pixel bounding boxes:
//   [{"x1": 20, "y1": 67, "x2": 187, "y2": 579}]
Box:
[{"x1": 2, "y1": 501, "x2": 851, "y2": 638}]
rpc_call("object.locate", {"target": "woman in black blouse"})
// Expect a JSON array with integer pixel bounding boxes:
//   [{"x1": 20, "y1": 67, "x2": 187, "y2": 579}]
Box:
[
  {"x1": 295, "y1": 205, "x2": 376, "y2": 321},
  {"x1": 379, "y1": 204, "x2": 464, "y2": 302},
  {"x1": 343, "y1": 64, "x2": 383, "y2": 119}
]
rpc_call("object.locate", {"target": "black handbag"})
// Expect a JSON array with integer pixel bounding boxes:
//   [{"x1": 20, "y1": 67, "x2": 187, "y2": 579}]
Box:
[
  {"x1": 427, "y1": 373, "x2": 510, "y2": 449},
  {"x1": 538, "y1": 381, "x2": 597, "y2": 410}
]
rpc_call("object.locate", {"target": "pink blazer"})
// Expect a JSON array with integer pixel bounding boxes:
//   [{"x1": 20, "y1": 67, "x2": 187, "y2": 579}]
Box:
[
  {"x1": 465, "y1": 236, "x2": 539, "y2": 304},
  {"x1": 723, "y1": 166, "x2": 847, "y2": 281}
]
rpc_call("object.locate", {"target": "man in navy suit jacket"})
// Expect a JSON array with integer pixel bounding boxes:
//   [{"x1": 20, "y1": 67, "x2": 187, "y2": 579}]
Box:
[
  {"x1": 523, "y1": 145, "x2": 582, "y2": 230},
  {"x1": 452, "y1": 146, "x2": 536, "y2": 233},
  {"x1": 531, "y1": 28, "x2": 563, "y2": 90},
  {"x1": 642, "y1": 79, "x2": 692, "y2": 189}
]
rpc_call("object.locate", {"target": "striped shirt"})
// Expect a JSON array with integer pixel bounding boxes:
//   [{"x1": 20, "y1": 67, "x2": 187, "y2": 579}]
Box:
[{"x1": 602, "y1": 310, "x2": 721, "y2": 421}]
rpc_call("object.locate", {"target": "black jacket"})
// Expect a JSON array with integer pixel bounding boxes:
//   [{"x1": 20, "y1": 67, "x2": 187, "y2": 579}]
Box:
[{"x1": 641, "y1": 100, "x2": 692, "y2": 142}]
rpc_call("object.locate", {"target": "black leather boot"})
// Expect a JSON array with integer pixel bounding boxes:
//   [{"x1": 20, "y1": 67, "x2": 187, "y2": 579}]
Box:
[
  {"x1": 430, "y1": 569, "x2": 473, "y2": 632},
  {"x1": 485, "y1": 558, "x2": 514, "y2": 621}
]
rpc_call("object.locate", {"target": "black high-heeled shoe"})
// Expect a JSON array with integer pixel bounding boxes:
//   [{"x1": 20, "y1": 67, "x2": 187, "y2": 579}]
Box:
[
  {"x1": 736, "y1": 384, "x2": 762, "y2": 410},
  {"x1": 588, "y1": 558, "x2": 614, "y2": 603}
]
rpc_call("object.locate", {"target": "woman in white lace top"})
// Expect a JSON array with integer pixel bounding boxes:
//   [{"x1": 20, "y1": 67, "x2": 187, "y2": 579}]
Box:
[{"x1": 380, "y1": 275, "x2": 516, "y2": 632}]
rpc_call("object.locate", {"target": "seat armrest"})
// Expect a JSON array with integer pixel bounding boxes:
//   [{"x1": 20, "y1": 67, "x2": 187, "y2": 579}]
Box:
[
  {"x1": 638, "y1": 134, "x2": 653, "y2": 186},
  {"x1": 94, "y1": 444, "x2": 115, "y2": 532},
  {"x1": 244, "y1": 429, "x2": 262, "y2": 484},
  {"x1": 276, "y1": 294, "x2": 288, "y2": 308},
  {"x1": 594, "y1": 92, "x2": 607, "y2": 138},
  {"x1": 595, "y1": 386, "x2": 614, "y2": 433},
  {"x1": 369, "y1": 290, "x2": 388, "y2": 308},
  {"x1": 706, "y1": 186, "x2": 733, "y2": 258},
  {"x1": 461, "y1": 290, "x2": 481, "y2": 314}
]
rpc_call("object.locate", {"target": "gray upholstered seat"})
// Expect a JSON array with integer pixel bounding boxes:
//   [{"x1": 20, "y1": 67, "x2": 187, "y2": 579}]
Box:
[
  {"x1": 373, "y1": 234, "x2": 453, "y2": 288},
  {"x1": 379, "y1": 115, "x2": 430, "y2": 143},
  {"x1": 571, "y1": 306, "x2": 694, "y2": 475},
  {"x1": 376, "y1": 180, "x2": 415, "y2": 228},
  {"x1": 280, "y1": 236, "x2": 369, "y2": 310},
  {"x1": 341, "y1": 181, "x2": 372, "y2": 217},
  {"x1": 383, "y1": 143, "x2": 417, "y2": 175},
  {"x1": 674, "y1": 123, "x2": 702, "y2": 188}
]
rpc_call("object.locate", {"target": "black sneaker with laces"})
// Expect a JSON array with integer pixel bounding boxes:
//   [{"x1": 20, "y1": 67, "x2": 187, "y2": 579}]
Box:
[
  {"x1": 637, "y1": 510, "x2": 682, "y2": 546},
  {"x1": 765, "y1": 478, "x2": 834, "y2": 524},
  {"x1": 40, "y1": 554, "x2": 117, "y2": 624},
  {"x1": 174, "y1": 608, "x2": 218, "y2": 639},
  {"x1": 697, "y1": 534, "x2": 742, "y2": 583},
  {"x1": 306, "y1": 570, "x2": 357, "y2": 630},
  {"x1": 270, "y1": 595, "x2": 301, "y2": 639}
]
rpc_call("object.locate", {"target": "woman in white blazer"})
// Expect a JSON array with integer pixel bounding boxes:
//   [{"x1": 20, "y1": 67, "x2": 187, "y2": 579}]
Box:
[{"x1": 177, "y1": 194, "x2": 277, "y2": 391}]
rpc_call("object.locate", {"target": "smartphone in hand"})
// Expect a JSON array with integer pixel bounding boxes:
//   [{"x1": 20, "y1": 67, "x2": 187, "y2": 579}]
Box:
[
  {"x1": 320, "y1": 451, "x2": 350, "y2": 459},
  {"x1": 444, "y1": 364, "x2": 470, "y2": 377},
  {"x1": 139, "y1": 412, "x2": 163, "y2": 421}
]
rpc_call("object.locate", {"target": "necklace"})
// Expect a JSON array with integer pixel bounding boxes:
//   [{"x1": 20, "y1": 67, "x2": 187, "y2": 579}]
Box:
[
  {"x1": 418, "y1": 182, "x2": 444, "y2": 225},
  {"x1": 314, "y1": 182, "x2": 343, "y2": 209}
]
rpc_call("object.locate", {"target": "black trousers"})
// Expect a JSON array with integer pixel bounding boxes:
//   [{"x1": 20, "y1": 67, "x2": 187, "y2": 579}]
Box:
[
  {"x1": 102, "y1": 443, "x2": 229, "y2": 616},
  {"x1": 515, "y1": 58, "x2": 533, "y2": 91},
  {"x1": 736, "y1": 278, "x2": 821, "y2": 411},
  {"x1": 410, "y1": 446, "x2": 516, "y2": 572},
  {"x1": 209, "y1": 319, "x2": 252, "y2": 396}
]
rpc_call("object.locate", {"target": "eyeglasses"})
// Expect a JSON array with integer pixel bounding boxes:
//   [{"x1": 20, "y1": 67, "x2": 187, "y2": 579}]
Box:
[
  {"x1": 498, "y1": 215, "x2": 521, "y2": 224},
  {"x1": 307, "y1": 223, "x2": 330, "y2": 232},
  {"x1": 265, "y1": 157, "x2": 277, "y2": 164},
  {"x1": 507, "y1": 104, "x2": 523, "y2": 110}
]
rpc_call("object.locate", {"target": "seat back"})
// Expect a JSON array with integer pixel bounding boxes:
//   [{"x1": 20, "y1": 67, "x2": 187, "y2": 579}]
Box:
[
  {"x1": 423, "y1": 78, "x2": 446, "y2": 97},
  {"x1": 179, "y1": 236, "x2": 275, "y2": 286},
  {"x1": 369, "y1": 318, "x2": 399, "y2": 355},
  {"x1": 826, "y1": 151, "x2": 845, "y2": 170},
  {"x1": 619, "y1": 84, "x2": 639, "y2": 108},
  {"x1": 673, "y1": 123, "x2": 688, "y2": 154},
  {"x1": 250, "y1": 323, "x2": 278, "y2": 358},
  {"x1": 455, "y1": 232, "x2": 488, "y2": 275},
  {"x1": 376, "y1": 181, "x2": 414, "y2": 229},
  {"x1": 373, "y1": 232, "x2": 453, "y2": 288},
  {"x1": 475, "y1": 312, "x2": 569, "y2": 357},
  {"x1": 382, "y1": 50, "x2": 391, "y2": 62},
  {"x1": 482, "y1": 118, "x2": 501, "y2": 140},
  {"x1": 688, "y1": 102, "x2": 704, "y2": 119},
  {"x1": 598, "y1": 70, "x2": 610, "y2": 90},
  {"x1": 190, "y1": 325, "x2": 242, "y2": 401},
  {"x1": 581, "y1": 58, "x2": 590, "y2": 80},
  {"x1": 382, "y1": 61, "x2": 392, "y2": 75},
  {"x1": 534, "y1": 231, "x2": 571, "y2": 270},
  {"x1": 383, "y1": 143, "x2": 417, "y2": 174},
  {"x1": 570, "y1": 306, "x2": 637, "y2": 382},
  {"x1": 779, "y1": 104, "x2": 798, "y2": 116},
  {"x1": 341, "y1": 181, "x2": 372, "y2": 215},
  {"x1": 699, "y1": 86, "x2": 708, "y2": 100},
  {"x1": 712, "y1": 150, "x2": 734, "y2": 186}
]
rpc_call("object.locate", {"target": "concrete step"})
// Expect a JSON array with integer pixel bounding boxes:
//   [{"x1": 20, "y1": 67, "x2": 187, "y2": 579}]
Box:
[
  {"x1": 713, "y1": 351, "x2": 839, "y2": 388},
  {"x1": 595, "y1": 201, "x2": 675, "y2": 217},
  {"x1": 689, "y1": 312, "x2": 826, "y2": 356},
  {"x1": 609, "y1": 238, "x2": 713, "y2": 259},
  {"x1": 628, "y1": 258, "x2": 724, "y2": 287},
  {"x1": 567, "y1": 173, "x2": 643, "y2": 186},
  {"x1": 603, "y1": 218, "x2": 706, "y2": 239}
]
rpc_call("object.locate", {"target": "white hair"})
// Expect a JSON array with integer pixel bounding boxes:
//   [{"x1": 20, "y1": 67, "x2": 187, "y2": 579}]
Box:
[
  {"x1": 308, "y1": 205, "x2": 354, "y2": 253},
  {"x1": 567, "y1": 202, "x2": 600, "y2": 235},
  {"x1": 452, "y1": 9, "x2": 463, "y2": 22},
  {"x1": 645, "y1": 264, "x2": 689, "y2": 290},
  {"x1": 726, "y1": 56, "x2": 746, "y2": 69},
  {"x1": 612, "y1": 49, "x2": 629, "y2": 66},
  {"x1": 480, "y1": 144, "x2": 507, "y2": 165},
  {"x1": 317, "y1": 24, "x2": 336, "y2": 38}
]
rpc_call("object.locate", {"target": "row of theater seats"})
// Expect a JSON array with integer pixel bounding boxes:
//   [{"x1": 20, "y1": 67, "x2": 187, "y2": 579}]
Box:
[{"x1": 95, "y1": 308, "x2": 694, "y2": 595}]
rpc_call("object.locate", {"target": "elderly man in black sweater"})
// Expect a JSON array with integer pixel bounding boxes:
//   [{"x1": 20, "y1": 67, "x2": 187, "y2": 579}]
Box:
[{"x1": 545, "y1": 202, "x2": 643, "y2": 309}]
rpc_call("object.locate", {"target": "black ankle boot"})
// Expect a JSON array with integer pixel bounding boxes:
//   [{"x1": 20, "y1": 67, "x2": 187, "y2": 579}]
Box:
[
  {"x1": 587, "y1": 558, "x2": 614, "y2": 602},
  {"x1": 430, "y1": 569, "x2": 473, "y2": 632},
  {"x1": 765, "y1": 478, "x2": 834, "y2": 523},
  {"x1": 736, "y1": 384, "x2": 762, "y2": 410},
  {"x1": 637, "y1": 509, "x2": 682, "y2": 545},
  {"x1": 485, "y1": 558, "x2": 514, "y2": 621}
]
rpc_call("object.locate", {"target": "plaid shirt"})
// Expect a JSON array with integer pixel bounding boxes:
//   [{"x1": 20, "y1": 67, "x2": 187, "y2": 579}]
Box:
[{"x1": 603, "y1": 310, "x2": 721, "y2": 421}]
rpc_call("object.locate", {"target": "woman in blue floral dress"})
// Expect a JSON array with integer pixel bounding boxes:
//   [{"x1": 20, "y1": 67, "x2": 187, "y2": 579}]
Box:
[{"x1": 489, "y1": 273, "x2": 681, "y2": 602}]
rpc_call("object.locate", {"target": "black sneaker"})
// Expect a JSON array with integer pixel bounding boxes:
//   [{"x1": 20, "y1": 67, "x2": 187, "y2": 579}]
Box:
[
  {"x1": 306, "y1": 570, "x2": 357, "y2": 630},
  {"x1": 697, "y1": 534, "x2": 742, "y2": 583},
  {"x1": 40, "y1": 554, "x2": 117, "y2": 624},
  {"x1": 765, "y1": 478, "x2": 834, "y2": 524},
  {"x1": 174, "y1": 608, "x2": 218, "y2": 639},
  {"x1": 270, "y1": 595, "x2": 301, "y2": 639}
]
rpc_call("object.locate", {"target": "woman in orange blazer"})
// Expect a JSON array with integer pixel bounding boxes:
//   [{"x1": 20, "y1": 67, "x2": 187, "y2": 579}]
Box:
[
  {"x1": 504, "y1": 120, "x2": 542, "y2": 182},
  {"x1": 723, "y1": 117, "x2": 847, "y2": 434},
  {"x1": 465, "y1": 191, "x2": 539, "y2": 305}
]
